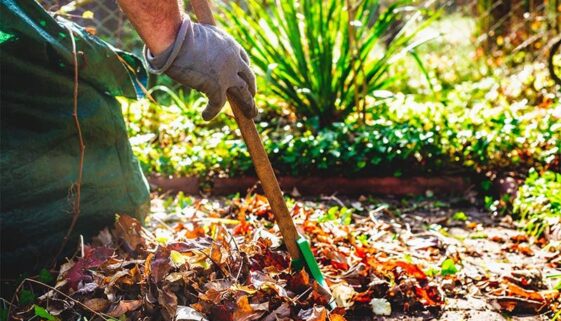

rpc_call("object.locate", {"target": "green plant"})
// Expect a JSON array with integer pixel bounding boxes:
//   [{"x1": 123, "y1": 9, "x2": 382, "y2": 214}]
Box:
[
  {"x1": 220, "y1": 0, "x2": 434, "y2": 126},
  {"x1": 440, "y1": 258, "x2": 458, "y2": 276},
  {"x1": 513, "y1": 169, "x2": 561, "y2": 237},
  {"x1": 318, "y1": 206, "x2": 353, "y2": 225}
]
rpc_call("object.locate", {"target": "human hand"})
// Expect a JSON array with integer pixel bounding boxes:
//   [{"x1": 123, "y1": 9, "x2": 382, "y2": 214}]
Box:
[{"x1": 144, "y1": 17, "x2": 257, "y2": 120}]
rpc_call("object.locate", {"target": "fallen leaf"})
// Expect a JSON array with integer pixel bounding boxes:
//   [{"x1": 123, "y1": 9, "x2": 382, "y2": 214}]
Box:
[
  {"x1": 288, "y1": 269, "x2": 310, "y2": 293},
  {"x1": 107, "y1": 300, "x2": 142, "y2": 317},
  {"x1": 158, "y1": 285, "x2": 179, "y2": 321},
  {"x1": 297, "y1": 306, "x2": 327, "y2": 321},
  {"x1": 115, "y1": 214, "x2": 145, "y2": 252},
  {"x1": 331, "y1": 283, "x2": 356, "y2": 308},
  {"x1": 83, "y1": 298, "x2": 109, "y2": 313},
  {"x1": 151, "y1": 247, "x2": 171, "y2": 283},
  {"x1": 370, "y1": 298, "x2": 391, "y2": 316},
  {"x1": 176, "y1": 305, "x2": 209, "y2": 321},
  {"x1": 66, "y1": 246, "x2": 113, "y2": 290}
]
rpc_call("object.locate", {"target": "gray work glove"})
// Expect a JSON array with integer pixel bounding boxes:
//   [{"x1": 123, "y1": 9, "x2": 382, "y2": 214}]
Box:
[{"x1": 144, "y1": 17, "x2": 257, "y2": 121}]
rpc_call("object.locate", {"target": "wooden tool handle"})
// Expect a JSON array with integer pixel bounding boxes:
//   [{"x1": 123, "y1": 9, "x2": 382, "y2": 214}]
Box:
[{"x1": 191, "y1": 0, "x2": 303, "y2": 262}]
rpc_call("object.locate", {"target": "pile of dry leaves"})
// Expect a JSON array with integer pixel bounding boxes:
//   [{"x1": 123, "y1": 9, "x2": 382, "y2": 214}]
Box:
[{"x1": 9, "y1": 194, "x2": 560, "y2": 320}]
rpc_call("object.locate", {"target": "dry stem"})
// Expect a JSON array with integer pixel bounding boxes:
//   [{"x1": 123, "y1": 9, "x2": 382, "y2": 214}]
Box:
[{"x1": 52, "y1": 25, "x2": 85, "y2": 267}]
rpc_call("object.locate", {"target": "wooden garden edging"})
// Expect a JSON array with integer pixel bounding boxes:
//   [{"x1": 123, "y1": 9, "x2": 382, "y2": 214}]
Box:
[{"x1": 148, "y1": 175, "x2": 471, "y2": 196}]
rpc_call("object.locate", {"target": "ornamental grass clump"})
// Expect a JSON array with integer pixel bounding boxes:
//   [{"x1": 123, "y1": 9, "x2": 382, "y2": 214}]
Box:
[{"x1": 219, "y1": 0, "x2": 434, "y2": 126}]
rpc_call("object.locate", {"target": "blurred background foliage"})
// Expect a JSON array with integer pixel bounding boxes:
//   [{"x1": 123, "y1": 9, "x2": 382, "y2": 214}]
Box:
[{"x1": 40, "y1": 0, "x2": 561, "y2": 229}]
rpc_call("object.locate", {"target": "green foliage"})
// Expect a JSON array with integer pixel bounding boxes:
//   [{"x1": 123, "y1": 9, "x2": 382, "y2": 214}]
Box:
[
  {"x1": 34, "y1": 305, "x2": 57, "y2": 321},
  {"x1": 123, "y1": 81, "x2": 560, "y2": 180},
  {"x1": 513, "y1": 169, "x2": 561, "y2": 237},
  {"x1": 19, "y1": 289, "x2": 35, "y2": 305},
  {"x1": 452, "y1": 211, "x2": 468, "y2": 222},
  {"x1": 219, "y1": 0, "x2": 434, "y2": 125},
  {"x1": 318, "y1": 206, "x2": 353, "y2": 225},
  {"x1": 440, "y1": 258, "x2": 458, "y2": 276},
  {"x1": 39, "y1": 268, "x2": 54, "y2": 284}
]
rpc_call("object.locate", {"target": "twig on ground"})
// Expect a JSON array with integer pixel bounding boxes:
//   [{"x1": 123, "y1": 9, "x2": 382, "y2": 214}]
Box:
[{"x1": 18, "y1": 278, "x2": 113, "y2": 321}]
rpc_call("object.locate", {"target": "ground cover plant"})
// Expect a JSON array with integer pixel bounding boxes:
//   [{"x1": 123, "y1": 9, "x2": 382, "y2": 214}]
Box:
[
  {"x1": 123, "y1": 85, "x2": 560, "y2": 180},
  {"x1": 513, "y1": 170, "x2": 561, "y2": 238}
]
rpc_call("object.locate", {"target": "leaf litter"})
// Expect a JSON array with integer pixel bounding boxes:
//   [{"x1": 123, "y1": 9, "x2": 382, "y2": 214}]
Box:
[{"x1": 10, "y1": 193, "x2": 560, "y2": 320}]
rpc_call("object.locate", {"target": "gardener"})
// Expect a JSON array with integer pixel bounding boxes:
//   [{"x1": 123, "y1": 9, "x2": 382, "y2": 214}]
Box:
[{"x1": 0, "y1": 0, "x2": 256, "y2": 293}]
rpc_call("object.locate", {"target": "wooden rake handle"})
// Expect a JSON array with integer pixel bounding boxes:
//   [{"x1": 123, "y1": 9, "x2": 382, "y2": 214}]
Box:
[{"x1": 191, "y1": 0, "x2": 303, "y2": 262}]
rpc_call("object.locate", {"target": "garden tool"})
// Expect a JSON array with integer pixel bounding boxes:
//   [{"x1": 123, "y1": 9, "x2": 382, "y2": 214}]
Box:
[{"x1": 191, "y1": 0, "x2": 334, "y2": 305}]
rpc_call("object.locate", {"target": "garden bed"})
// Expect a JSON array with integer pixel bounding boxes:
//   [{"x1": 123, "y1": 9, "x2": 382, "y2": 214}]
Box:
[{"x1": 148, "y1": 175, "x2": 472, "y2": 196}]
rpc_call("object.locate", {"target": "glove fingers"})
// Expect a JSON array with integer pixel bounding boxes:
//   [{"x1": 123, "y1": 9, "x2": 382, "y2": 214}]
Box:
[
  {"x1": 227, "y1": 83, "x2": 257, "y2": 119},
  {"x1": 240, "y1": 48, "x2": 250, "y2": 64},
  {"x1": 202, "y1": 89, "x2": 227, "y2": 121},
  {"x1": 238, "y1": 66, "x2": 257, "y2": 97}
]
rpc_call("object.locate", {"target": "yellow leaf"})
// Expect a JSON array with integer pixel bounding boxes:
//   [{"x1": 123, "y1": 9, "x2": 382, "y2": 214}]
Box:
[
  {"x1": 82, "y1": 10, "x2": 94, "y2": 19},
  {"x1": 170, "y1": 250, "x2": 187, "y2": 267}
]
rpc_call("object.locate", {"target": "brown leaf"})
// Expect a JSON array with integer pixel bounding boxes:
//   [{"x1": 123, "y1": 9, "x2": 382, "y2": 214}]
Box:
[
  {"x1": 151, "y1": 247, "x2": 171, "y2": 283},
  {"x1": 288, "y1": 269, "x2": 310, "y2": 293},
  {"x1": 262, "y1": 303, "x2": 291, "y2": 321},
  {"x1": 494, "y1": 296, "x2": 545, "y2": 313},
  {"x1": 115, "y1": 214, "x2": 145, "y2": 252},
  {"x1": 510, "y1": 234, "x2": 529, "y2": 243},
  {"x1": 507, "y1": 244, "x2": 534, "y2": 256},
  {"x1": 393, "y1": 261, "x2": 427, "y2": 280},
  {"x1": 210, "y1": 243, "x2": 222, "y2": 264},
  {"x1": 310, "y1": 282, "x2": 332, "y2": 306},
  {"x1": 210, "y1": 302, "x2": 235, "y2": 321},
  {"x1": 158, "y1": 285, "x2": 178, "y2": 321},
  {"x1": 297, "y1": 306, "x2": 327, "y2": 321},
  {"x1": 83, "y1": 298, "x2": 109, "y2": 313},
  {"x1": 107, "y1": 299, "x2": 142, "y2": 317},
  {"x1": 233, "y1": 295, "x2": 263, "y2": 321}
]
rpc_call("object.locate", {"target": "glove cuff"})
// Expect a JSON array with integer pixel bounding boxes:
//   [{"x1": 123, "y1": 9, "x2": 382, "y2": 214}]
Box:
[{"x1": 143, "y1": 16, "x2": 191, "y2": 74}]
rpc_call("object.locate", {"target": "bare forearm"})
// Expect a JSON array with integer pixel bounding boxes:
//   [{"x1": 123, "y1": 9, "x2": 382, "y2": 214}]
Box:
[{"x1": 116, "y1": 0, "x2": 183, "y2": 55}]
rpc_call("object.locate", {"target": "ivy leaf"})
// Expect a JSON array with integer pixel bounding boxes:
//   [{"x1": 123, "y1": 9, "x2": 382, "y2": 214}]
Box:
[
  {"x1": 39, "y1": 268, "x2": 54, "y2": 284},
  {"x1": 440, "y1": 258, "x2": 458, "y2": 276},
  {"x1": 452, "y1": 211, "x2": 468, "y2": 222},
  {"x1": 19, "y1": 289, "x2": 35, "y2": 305},
  {"x1": 34, "y1": 305, "x2": 57, "y2": 321}
]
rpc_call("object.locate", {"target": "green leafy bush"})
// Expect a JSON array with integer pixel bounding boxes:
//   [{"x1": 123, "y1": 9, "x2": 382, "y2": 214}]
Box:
[
  {"x1": 123, "y1": 84, "x2": 560, "y2": 180},
  {"x1": 513, "y1": 170, "x2": 561, "y2": 237},
  {"x1": 219, "y1": 0, "x2": 433, "y2": 126}
]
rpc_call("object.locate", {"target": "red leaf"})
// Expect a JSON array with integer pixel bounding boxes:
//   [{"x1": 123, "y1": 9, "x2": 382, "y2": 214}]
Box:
[
  {"x1": 353, "y1": 290, "x2": 373, "y2": 303},
  {"x1": 415, "y1": 286, "x2": 442, "y2": 306},
  {"x1": 330, "y1": 260, "x2": 349, "y2": 271},
  {"x1": 66, "y1": 246, "x2": 113, "y2": 290},
  {"x1": 390, "y1": 261, "x2": 427, "y2": 281}
]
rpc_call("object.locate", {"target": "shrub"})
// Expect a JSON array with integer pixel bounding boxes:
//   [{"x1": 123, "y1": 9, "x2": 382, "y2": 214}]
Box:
[{"x1": 219, "y1": 0, "x2": 434, "y2": 126}]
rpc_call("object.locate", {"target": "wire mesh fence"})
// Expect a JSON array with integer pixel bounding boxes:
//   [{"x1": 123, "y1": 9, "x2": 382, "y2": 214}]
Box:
[
  {"x1": 39, "y1": 0, "x2": 143, "y2": 53},
  {"x1": 40, "y1": 0, "x2": 560, "y2": 55}
]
